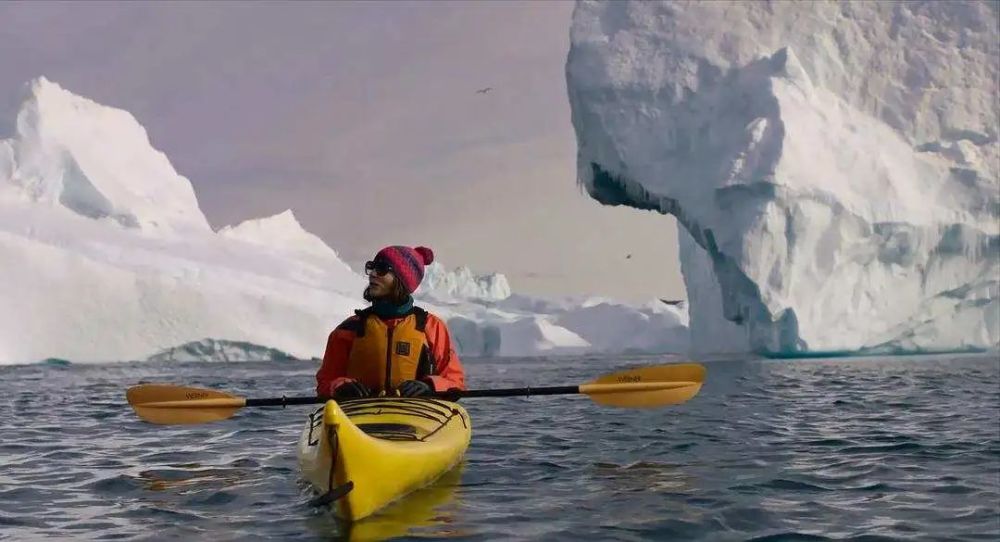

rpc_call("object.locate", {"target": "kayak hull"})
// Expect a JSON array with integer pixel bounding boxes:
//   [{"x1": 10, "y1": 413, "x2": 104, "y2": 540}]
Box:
[{"x1": 296, "y1": 397, "x2": 471, "y2": 521}]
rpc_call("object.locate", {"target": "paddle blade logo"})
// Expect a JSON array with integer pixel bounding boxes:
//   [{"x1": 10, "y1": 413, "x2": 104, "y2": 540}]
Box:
[
  {"x1": 185, "y1": 391, "x2": 211, "y2": 399},
  {"x1": 617, "y1": 375, "x2": 641, "y2": 383}
]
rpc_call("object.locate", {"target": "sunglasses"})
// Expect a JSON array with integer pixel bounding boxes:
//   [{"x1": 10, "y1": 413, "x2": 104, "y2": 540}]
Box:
[{"x1": 364, "y1": 260, "x2": 394, "y2": 277}]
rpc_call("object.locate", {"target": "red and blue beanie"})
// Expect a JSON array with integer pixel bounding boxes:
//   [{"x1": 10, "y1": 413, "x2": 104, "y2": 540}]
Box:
[{"x1": 374, "y1": 245, "x2": 434, "y2": 293}]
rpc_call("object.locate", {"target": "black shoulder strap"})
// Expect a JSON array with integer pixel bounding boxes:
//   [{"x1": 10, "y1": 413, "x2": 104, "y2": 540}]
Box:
[
  {"x1": 412, "y1": 306, "x2": 428, "y2": 332},
  {"x1": 351, "y1": 308, "x2": 374, "y2": 337}
]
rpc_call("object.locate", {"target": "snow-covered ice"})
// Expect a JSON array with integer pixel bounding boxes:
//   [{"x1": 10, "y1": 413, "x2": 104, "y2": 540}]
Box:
[
  {"x1": 425, "y1": 293, "x2": 688, "y2": 358},
  {"x1": 417, "y1": 262, "x2": 511, "y2": 303},
  {"x1": 0, "y1": 78, "x2": 688, "y2": 364},
  {"x1": 567, "y1": 1, "x2": 999, "y2": 355}
]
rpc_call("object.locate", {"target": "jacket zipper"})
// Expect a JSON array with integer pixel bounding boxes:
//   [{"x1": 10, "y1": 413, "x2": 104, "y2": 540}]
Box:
[{"x1": 384, "y1": 326, "x2": 394, "y2": 391}]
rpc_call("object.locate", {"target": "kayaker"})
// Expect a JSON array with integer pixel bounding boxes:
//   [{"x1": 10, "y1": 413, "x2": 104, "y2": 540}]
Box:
[{"x1": 316, "y1": 245, "x2": 467, "y2": 399}]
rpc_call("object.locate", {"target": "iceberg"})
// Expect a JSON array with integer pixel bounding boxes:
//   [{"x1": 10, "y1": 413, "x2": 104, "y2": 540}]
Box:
[
  {"x1": 1, "y1": 77, "x2": 689, "y2": 364},
  {"x1": 145, "y1": 339, "x2": 302, "y2": 363},
  {"x1": 430, "y1": 294, "x2": 689, "y2": 357},
  {"x1": 0, "y1": 77, "x2": 209, "y2": 232},
  {"x1": 0, "y1": 78, "x2": 365, "y2": 364},
  {"x1": 417, "y1": 262, "x2": 512, "y2": 302},
  {"x1": 566, "y1": 1, "x2": 999, "y2": 355}
]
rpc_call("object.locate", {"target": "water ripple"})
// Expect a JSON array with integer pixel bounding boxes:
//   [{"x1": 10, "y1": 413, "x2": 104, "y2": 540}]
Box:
[{"x1": 0, "y1": 354, "x2": 997, "y2": 541}]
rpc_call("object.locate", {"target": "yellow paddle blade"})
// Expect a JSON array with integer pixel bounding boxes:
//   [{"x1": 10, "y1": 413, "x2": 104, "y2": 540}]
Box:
[
  {"x1": 581, "y1": 363, "x2": 705, "y2": 408},
  {"x1": 126, "y1": 384, "x2": 247, "y2": 425},
  {"x1": 589, "y1": 363, "x2": 706, "y2": 386}
]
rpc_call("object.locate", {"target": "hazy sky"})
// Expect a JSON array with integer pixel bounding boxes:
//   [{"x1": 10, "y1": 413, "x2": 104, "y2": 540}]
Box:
[{"x1": 0, "y1": 1, "x2": 684, "y2": 301}]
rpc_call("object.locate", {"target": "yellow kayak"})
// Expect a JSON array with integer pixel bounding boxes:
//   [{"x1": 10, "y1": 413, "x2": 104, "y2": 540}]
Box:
[
  {"x1": 296, "y1": 397, "x2": 471, "y2": 522},
  {"x1": 340, "y1": 463, "x2": 464, "y2": 541}
]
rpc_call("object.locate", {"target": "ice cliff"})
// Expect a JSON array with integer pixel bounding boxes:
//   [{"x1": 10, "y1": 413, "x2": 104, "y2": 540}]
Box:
[{"x1": 566, "y1": 0, "x2": 999, "y2": 355}]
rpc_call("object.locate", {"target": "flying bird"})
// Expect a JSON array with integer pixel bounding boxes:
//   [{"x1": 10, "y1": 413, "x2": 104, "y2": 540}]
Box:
[{"x1": 476, "y1": 87, "x2": 493, "y2": 94}]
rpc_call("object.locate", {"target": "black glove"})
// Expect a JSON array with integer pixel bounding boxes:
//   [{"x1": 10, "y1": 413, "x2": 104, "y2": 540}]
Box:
[
  {"x1": 333, "y1": 380, "x2": 371, "y2": 400},
  {"x1": 397, "y1": 379, "x2": 433, "y2": 397}
]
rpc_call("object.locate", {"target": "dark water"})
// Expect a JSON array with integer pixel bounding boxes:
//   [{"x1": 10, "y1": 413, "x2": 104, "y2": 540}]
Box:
[{"x1": 1, "y1": 353, "x2": 998, "y2": 541}]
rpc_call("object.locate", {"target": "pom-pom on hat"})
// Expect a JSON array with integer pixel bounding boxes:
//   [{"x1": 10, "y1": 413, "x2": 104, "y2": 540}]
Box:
[{"x1": 373, "y1": 245, "x2": 434, "y2": 293}]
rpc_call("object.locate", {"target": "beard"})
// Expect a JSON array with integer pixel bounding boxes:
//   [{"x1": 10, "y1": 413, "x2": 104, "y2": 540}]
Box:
[{"x1": 363, "y1": 284, "x2": 409, "y2": 305}]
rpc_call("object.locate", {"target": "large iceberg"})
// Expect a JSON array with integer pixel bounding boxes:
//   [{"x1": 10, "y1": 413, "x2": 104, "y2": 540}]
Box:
[
  {"x1": 0, "y1": 77, "x2": 688, "y2": 364},
  {"x1": 0, "y1": 79, "x2": 366, "y2": 363},
  {"x1": 566, "y1": 1, "x2": 999, "y2": 355}
]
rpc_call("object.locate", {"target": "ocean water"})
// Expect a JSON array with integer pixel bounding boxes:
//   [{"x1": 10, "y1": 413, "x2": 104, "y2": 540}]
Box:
[{"x1": 1, "y1": 353, "x2": 998, "y2": 541}]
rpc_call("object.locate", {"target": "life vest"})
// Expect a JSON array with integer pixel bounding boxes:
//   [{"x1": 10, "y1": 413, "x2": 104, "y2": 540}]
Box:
[{"x1": 345, "y1": 307, "x2": 436, "y2": 391}]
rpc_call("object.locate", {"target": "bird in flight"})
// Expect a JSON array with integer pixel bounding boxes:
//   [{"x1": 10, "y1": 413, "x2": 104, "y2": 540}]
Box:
[{"x1": 476, "y1": 87, "x2": 493, "y2": 94}]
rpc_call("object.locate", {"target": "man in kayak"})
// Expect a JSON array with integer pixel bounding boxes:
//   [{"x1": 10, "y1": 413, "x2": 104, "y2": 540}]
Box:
[{"x1": 316, "y1": 245, "x2": 467, "y2": 399}]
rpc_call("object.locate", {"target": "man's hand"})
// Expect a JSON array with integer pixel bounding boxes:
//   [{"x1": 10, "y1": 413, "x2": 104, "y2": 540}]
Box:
[
  {"x1": 397, "y1": 379, "x2": 433, "y2": 397},
  {"x1": 332, "y1": 379, "x2": 372, "y2": 400}
]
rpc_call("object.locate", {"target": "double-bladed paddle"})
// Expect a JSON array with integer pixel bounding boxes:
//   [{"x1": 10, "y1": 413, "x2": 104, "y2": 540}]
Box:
[{"x1": 126, "y1": 362, "x2": 705, "y2": 425}]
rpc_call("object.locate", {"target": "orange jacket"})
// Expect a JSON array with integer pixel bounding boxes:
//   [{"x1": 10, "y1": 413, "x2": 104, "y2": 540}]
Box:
[{"x1": 316, "y1": 311, "x2": 466, "y2": 396}]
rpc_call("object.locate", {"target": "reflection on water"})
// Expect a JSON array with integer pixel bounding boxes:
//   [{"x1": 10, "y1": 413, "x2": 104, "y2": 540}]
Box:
[
  {"x1": 591, "y1": 460, "x2": 694, "y2": 494},
  {"x1": 136, "y1": 463, "x2": 255, "y2": 493},
  {"x1": 304, "y1": 463, "x2": 467, "y2": 541}
]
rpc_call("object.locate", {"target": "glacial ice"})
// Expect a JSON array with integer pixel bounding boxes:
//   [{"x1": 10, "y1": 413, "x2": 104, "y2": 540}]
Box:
[
  {"x1": 418, "y1": 262, "x2": 512, "y2": 302},
  {"x1": 1, "y1": 77, "x2": 689, "y2": 364},
  {"x1": 566, "y1": 0, "x2": 999, "y2": 355}
]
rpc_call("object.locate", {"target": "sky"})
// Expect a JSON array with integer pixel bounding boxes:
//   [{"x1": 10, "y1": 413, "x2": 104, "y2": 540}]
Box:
[{"x1": 0, "y1": 1, "x2": 685, "y2": 302}]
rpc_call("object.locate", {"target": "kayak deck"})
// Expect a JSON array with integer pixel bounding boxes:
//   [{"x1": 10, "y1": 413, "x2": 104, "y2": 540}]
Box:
[{"x1": 297, "y1": 397, "x2": 471, "y2": 521}]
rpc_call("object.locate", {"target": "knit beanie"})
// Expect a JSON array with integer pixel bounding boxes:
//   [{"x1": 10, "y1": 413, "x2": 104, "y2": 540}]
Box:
[{"x1": 373, "y1": 245, "x2": 434, "y2": 293}]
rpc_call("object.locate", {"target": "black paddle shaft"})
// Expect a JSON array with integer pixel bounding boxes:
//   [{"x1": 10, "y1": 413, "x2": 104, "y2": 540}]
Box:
[
  {"x1": 451, "y1": 385, "x2": 580, "y2": 398},
  {"x1": 243, "y1": 385, "x2": 583, "y2": 407},
  {"x1": 246, "y1": 396, "x2": 327, "y2": 407}
]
